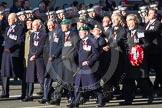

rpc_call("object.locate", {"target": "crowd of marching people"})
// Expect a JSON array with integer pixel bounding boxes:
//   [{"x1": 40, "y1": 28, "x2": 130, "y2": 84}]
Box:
[{"x1": 0, "y1": 0, "x2": 162, "y2": 107}]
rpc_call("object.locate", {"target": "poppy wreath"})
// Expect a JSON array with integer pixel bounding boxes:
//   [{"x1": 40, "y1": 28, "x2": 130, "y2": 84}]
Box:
[{"x1": 128, "y1": 45, "x2": 144, "y2": 67}]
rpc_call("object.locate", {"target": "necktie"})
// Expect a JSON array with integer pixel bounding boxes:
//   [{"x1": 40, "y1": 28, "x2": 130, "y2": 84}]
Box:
[
  {"x1": 145, "y1": 21, "x2": 151, "y2": 30},
  {"x1": 131, "y1": 31, "x2": 134, "y2": 37},
  {"x1": 7, "y1": 27, "x2": 12, "y2": 36},
  {"x1": 82, "y1": 40, "x2": 87, "y2": 46},
  {"x1": 65, "y1": 33, "x2": 69, "y2": 41},
  {"x1": 34, "y1": 33, "x2": 38, "y2": 39}
]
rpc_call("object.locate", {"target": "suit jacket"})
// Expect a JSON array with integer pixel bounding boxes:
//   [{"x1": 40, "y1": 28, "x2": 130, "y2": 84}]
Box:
[
  {"x1": 103, "y1": 26, "x2": 112, "y2": 39},
  {"x1": 108, "y1": 26, "x2": 127, "y2": 52},
  {"x1": 49, "y1": 28, "x2": 62, "y2": 58},
  {"x1": 4, "y1": 23, "x2": 25, "y2": 57},
  {"x1": 29, "y1": 29, "x2": 47, "y2": 58},
  {"x1": 145, "y1": 19, "x2": 161, "y2": 48},
  {"x1": 61, "y1": 30, "x2": 79, "y2": 61},
  {"x1": 125, "y1": 26, "x2": 149, "y2": 78}
]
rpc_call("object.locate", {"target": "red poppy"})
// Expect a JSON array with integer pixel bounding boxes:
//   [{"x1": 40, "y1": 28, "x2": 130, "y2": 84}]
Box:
[
  {"x1": 113, "y1": 31, "x2": 117, "y2": 35},
  {"x1": 128, "y1": 45, "x2": 144, "y2": 67}
]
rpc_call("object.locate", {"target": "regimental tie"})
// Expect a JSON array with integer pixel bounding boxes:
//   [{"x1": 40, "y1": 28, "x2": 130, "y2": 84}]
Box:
[
  {"x1": 65, "y1": 32, "x2": 70, "y2": 41},
  {"x1": 82, "y1": 40, "x2": 87, "y2": 46}
]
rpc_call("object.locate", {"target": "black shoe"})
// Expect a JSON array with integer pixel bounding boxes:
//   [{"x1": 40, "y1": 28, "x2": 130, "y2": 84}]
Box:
[
  {"x1": 68, "y1": 97, "x2": 72, "y2": 103},
  {"x1": 49, "y1": 99, "x2": 61, "y2": 106},
  {"x1": 97, "y1": 102, "x2": 106, "y2": 107},
  {"x1": 79, "y1": 98, "x2": 87, "y2": 105},
  {"x1": 0, "y1": 94, "x2": 9, "y2": 98},
  {"x1": 38, "y1": 99, "x2": 48, "y2": 104},
  {"x1": 36, "y1": 91, "x2": 43, "y2": 96},
  {"x1": 66, "y1": 103, "x2": 79, "y2": 108},
  {"x1": 22, "y1": 97, "x2": 33, "y2": 102},
  {"x1": 148, "y1": 96, "x2": 154, "y2": 104},
  {"x1": 119, "y1": 101, "x2": 132, "y2": 105},
  {"x1": 17, "y1": 96, "x2": 25, "y2": 100}
]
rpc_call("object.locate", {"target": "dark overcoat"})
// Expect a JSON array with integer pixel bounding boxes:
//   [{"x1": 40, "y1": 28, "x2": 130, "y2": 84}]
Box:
[
  {"x1": 107, "y1": 26, "x2": 127, "y2": 84},
  {"x1": 1, "y1": 23, "x2": 25, "y2": 78},
  {"x1": 45, "y1": 29, "x2": 62, "y2": 81},
  {"x1": 26, "y1": 30, "x2": 47, "y2": 83},
  {"x1": 58, "y1": 30, "x2": 79, "y2": 87},
  {"x1": 75, "y1": 37, "x2": 100, "y2": 91}
]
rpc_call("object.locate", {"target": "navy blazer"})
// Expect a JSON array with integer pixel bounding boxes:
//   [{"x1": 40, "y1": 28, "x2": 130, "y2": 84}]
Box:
[
  {"x1": 145, "y1": 19, "x2": 162, "y2": 47},
  {"x1": 4, "y1": 23, "x2": 25, "y2": 57},
  {"x1": 78, "y1": 37, "x2": 99, "y2": 67},
  {"x1": 49, "y1": 28, "x2": 62, "y2": 58},
  {"x1": 29, "y1": 29, "x2": 47, "y2": 58},
  {"x1": 108, "y1": 26, "x2": 127, "y2": 52}
]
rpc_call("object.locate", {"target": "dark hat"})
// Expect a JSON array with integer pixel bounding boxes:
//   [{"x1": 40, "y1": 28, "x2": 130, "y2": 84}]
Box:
[
  {"x1": 94, "y1": 24, "x2": 104, "y2": 31},
  {"x1": 78, "y1": 26, "x2": 89, "y2": 31},
  {"x1": 60, "y1": 19, "x2": 71, "y2": 25}
]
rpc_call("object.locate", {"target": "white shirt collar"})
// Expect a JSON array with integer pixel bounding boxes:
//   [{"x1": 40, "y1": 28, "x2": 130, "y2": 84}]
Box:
[
  {"x1": 82, "y1": 37, "x2": 88, "y2": 41},
  {"x1": 65, "y1": 31, "x2": 70, "y2": 35},
  {"x1": 150, "y1": 18, "x2": 156, "y2": 23},
  {"x1": 104, "y1": 26, "x2": 109, "y2": 31},
  {"x1": 10, "y1": 24, "x2": 16, "y2": 29},
  {"x1": 95, "y1": 35, "x2": 100, "y2": 39}
]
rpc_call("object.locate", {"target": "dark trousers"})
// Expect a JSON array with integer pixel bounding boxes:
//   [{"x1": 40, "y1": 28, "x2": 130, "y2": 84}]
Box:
[
  {"x1": 1, "y1": 77, "x2": 26, "y2": 97},
  {"x1": 26, "y1": 82, "x2": 43, "y2": 98},
  {"x1": 123, "y1": 78, "x2": 153, "y2": 102},
  {"x1": 42, "y1": 77, "x2": 53, "y2": 100},
  {"x1": 72, "y1": 88, "x2": 104, "y2": 105}
]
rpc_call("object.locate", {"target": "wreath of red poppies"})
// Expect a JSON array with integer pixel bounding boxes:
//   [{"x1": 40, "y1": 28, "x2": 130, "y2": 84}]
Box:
[{"x1": 128, "y1": 45, "x2": 144, "y2": 67}]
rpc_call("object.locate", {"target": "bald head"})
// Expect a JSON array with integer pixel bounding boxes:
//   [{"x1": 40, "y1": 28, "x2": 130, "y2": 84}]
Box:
[{"x1": 8, "y1": 13, "x2": 17, "y2": 26}]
